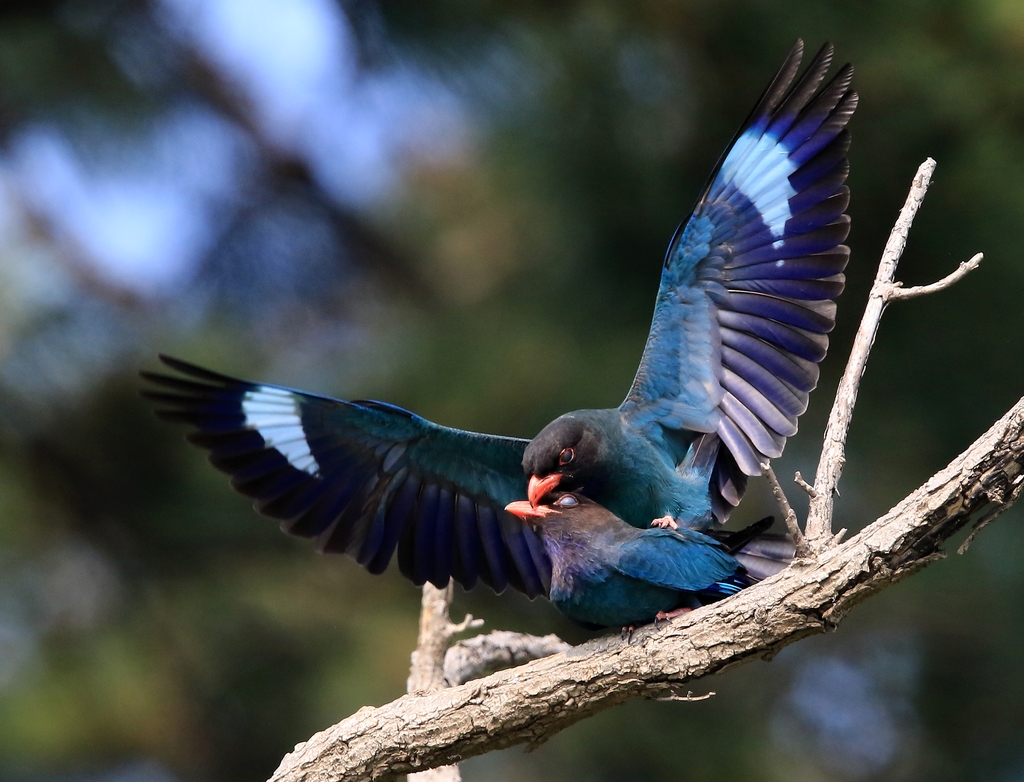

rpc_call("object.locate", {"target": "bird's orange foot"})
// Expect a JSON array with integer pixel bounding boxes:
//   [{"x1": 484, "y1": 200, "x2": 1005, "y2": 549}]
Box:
[
  {"x1": 655, "y1": 607, "x2": 692, "y2": 623},
  {"x1": 650, "y1": 515, "x2": 679, "y2": 530}
]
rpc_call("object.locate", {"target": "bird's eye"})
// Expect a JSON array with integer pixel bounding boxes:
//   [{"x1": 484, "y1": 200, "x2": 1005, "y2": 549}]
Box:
[
  {"x1": 555, "y1": 495, "x2": 579, "y2": 508},
  {"x1": 558, "y1": 447, "x2": 575, "y2": 466}
]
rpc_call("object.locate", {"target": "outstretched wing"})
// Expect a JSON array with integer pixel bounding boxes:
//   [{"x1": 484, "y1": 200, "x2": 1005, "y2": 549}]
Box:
[
  {"x1": 620, "y1": 41, "x2": 857, "y2": 492},
  {"x1": 141, "y1": 356, "x2": 551, "y2": 598}
]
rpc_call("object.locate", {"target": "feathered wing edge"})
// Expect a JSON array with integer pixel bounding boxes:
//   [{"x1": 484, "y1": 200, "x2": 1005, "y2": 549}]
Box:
[
  {"x1": 707, "y1": 41, "x2": 857, "y2": 477},
  {"x1": 623, "y1": 41, "x2": 856, "y2": 522},
  {"x1": 141, "y1": 356, "x2": 551, "y2": 598}
]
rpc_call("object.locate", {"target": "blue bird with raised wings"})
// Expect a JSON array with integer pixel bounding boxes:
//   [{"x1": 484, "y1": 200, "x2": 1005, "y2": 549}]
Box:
[{"x1": 143, "y1": 40, "x2": 854, "y2": 603}]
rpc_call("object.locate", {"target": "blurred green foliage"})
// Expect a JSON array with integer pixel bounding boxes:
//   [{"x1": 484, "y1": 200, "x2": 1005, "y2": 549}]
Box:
[{"x1": 2, "y1": 1, "x2": 1024, "y2": 781}]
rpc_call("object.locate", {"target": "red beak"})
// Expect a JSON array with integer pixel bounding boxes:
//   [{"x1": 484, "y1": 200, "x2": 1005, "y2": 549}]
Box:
[
  {"x1": 528, "y1": 473, "x2": 562, "y2": 507},
  {"x1": 505, "y1": 500, "x2": 551, "y2": 522}
]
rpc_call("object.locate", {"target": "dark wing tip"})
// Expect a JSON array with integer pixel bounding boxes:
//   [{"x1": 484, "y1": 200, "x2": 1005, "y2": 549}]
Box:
[{"x1": 154, "y1": 354, "x2": 241, "y2": 384}]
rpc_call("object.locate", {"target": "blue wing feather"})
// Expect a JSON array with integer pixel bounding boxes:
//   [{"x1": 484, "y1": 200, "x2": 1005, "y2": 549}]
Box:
[
  {"x1": 402, "y1": 482, "x2": 438, "y2": 585},
  {"x1": 615, "y1": 528, "x2": 741, "y2": 593},
  {"x1": 724, "y1": 247, "x2": 849, "y2": 282},
  {"x1": 454, "y1": 493, "x2": 482, "y2": 589},
  {"x1": 728, "y1": 275, "x2": 845, "y2": 301},
  {"x1": 368, "y1": 471, "x2": 420, "y2": 574},
  {"x1": 433, "y1": 488, "x2": 457, "y2": 587},
  {"x1": 621, "y1": 40, "x2": 856, "y2": 499}
]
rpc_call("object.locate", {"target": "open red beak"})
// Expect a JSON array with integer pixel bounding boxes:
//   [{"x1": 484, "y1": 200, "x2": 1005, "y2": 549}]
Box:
[
  {"x1": 505, "y1": 500, "x2": 551, "y2": 522},
  {"x1": 527, "y1": 473, "x2": 562, "y2": 507}
]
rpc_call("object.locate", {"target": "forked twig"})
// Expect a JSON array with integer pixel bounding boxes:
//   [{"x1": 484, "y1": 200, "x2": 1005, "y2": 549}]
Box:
[
  {"x1": 884, "y1": 253, "x2": 982, "y2": 301},
  {"x1": 803, "y1": 158, "x2": 982, "y2": 551}
]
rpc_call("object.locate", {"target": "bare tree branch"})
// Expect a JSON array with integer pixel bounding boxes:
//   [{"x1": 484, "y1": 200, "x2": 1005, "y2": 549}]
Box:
[
  {"x1": 804, "y1": 159, "x2": 980, "y2": 550},
  {"x1": 653, "y1": 690, "x2": 716, "y2": 703},
  {"x1": 956, "y1": 502, "x2": 1012, "y2": 555},
  {"x1": 444, "y1": 631, "x2": 571, "y2": 687},
  {"x1": 761, "y1": 461, "x2": 808, "y2": 555},
  {"x1": 406, "y1": 586, "x2": 568, "y2": 780},
  {"x1": 793, "y1": 471, "x2": 818, "y2": 499},
  {"x1": 269, "y1": 394, "x2": 1024, "y2": 781},
  {"x1": 884, "y1": 253, "x2": 983, "y2": 301},
  {"x1": 804, "y1": 159, "x2": 937, "y2": 547},
  {"x1": 407, "y1": 583, "x2": 482, "y2": 782},
  {"x1": 406, "y1": 587, "x2": 461, "y2": 782},
  {"x1": 408, "y1": 583, "x2": 463, "y2": 694}
]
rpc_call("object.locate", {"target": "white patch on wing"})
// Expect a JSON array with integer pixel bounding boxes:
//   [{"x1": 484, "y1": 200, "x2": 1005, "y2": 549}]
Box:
[
  {"x1": 720, "y1": 128, "x2": 799, "y2": 240},
  {"x1": 242, "y1": 387, "x2": 321, "y2": 476}
]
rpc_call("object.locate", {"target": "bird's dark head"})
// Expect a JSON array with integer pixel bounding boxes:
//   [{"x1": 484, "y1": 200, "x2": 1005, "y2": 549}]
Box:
[{"x1": 522, "y1": 412, "x2": 609, "y2": 505}]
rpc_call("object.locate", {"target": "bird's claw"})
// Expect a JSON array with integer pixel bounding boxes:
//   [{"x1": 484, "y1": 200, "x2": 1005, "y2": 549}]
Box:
[
  {"x1": 655, "y1": 607, "x2": 692, "y2": 623},
  {"x1": 621, "y1": 625, "x2": 635, "y2": 643},
  {"x1": 650, "y1": 515, "x2": 679, "y2": 530}
]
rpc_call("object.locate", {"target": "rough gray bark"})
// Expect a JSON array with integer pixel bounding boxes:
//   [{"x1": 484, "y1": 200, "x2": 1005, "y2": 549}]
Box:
[{"x1": 269, "y1": 394, "x2": 1024, "y2": 781}]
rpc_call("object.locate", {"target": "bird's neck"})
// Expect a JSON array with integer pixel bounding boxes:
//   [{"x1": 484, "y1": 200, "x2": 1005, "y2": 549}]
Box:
[{"x1": 536, "y1": 519, "x2": 627, "y2": 599}]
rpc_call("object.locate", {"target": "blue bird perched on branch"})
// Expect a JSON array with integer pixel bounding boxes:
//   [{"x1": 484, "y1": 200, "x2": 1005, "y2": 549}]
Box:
[
  {"x1": 504, "y1": 494, "x2": 790, "y2": 629},
  {"x1": 142, "y1": 40, "x2": 854, "y2": 605}
]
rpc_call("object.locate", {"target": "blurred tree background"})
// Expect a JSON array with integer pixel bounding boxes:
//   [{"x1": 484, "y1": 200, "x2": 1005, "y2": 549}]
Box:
[{"x1": 0, "y1": 1, "x2": 1023, "y2": 781}]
